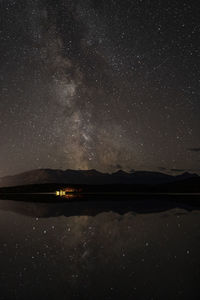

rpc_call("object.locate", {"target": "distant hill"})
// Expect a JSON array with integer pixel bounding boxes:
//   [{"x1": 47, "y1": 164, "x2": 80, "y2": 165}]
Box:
[{"x1": 0, "y1": 169, "x2": 198, "y2": 188}]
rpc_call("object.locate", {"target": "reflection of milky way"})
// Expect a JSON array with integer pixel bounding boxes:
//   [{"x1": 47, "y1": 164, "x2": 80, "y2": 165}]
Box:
[
  {"x1": 0, "y1": 0, "x2": 200, "y2": 175},
  {"x1": 0, "y1": 203, "x2": 200, "y2": 299}
]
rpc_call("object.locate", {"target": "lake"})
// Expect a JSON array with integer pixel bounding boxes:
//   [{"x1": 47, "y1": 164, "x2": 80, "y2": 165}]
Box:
[{"x1": 0, "y1": 198, "x2": 200, "y2": 299}]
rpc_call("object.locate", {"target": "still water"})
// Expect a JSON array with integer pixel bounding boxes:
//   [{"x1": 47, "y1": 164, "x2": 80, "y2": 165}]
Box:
[{"x1": 0, "y1": 198, "x2": 200, "y2": 300}]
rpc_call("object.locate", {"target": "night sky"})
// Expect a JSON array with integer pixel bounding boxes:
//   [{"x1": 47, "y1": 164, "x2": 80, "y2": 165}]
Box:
[{"x1": 0, "y1": 0, "x2": 200, "y2": 176}]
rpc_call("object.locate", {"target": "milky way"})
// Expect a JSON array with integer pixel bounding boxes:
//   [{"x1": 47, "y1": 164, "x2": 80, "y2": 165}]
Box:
[{"x1": 0, "y1": 0, "x2": 200, "y2": 176}]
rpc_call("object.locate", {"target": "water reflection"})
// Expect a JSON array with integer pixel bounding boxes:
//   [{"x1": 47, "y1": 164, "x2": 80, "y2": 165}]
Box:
[
  {"x1": 0, "y1": 198, "x2": 200, "y2": 300},
  {"x1": 0, "y1": 197, "x2": 196, "y2": 219}
]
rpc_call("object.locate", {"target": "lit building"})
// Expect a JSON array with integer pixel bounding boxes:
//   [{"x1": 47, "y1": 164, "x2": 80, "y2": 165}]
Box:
[
  {"x1": 56, "y1": 187, "x2": 82, "y2": 196},
  {"x1": 56, "y1": 190, "x2": 66, "y2": 196}
]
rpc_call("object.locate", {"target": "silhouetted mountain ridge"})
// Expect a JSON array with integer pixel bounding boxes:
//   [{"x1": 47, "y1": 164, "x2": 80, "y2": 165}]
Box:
[{"x1": 0, "y1": 169, "x2": 198, "y2": 187}]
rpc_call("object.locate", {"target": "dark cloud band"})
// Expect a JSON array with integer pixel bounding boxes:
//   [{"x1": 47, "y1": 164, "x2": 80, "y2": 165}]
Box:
[{"x1": 188, "y1": 148, "x2": 200, "y2": 152}]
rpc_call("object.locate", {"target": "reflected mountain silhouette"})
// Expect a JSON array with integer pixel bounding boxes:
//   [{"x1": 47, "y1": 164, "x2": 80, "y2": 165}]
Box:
[{"x1": 0, "y1": 195, "x2": 199, "y2": 218}]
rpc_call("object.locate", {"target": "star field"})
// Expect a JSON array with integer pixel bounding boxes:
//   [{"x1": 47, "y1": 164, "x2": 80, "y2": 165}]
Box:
[{"x1": 0, "y1": 0, "x2": 200, "y2": 176}]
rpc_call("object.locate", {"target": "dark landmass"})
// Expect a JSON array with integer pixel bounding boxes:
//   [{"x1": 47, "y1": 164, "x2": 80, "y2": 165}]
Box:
[
  {"x1": 0, "y1": 172, "x2": 200, "y2": 195},
  {"x1": 0, "y1": 168, "x2": 198, "y2": 187},
  {"x1": 0, "y1": 170, "x2": 200, "y2": 213},
  {"x1": 0, "y1": 179, "x2": 199, "y2": 213}
]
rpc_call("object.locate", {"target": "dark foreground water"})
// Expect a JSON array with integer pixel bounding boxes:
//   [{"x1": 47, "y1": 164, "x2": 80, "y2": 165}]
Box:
[{"x1": 0, "y1": 198, "x2": 200, "y2": 300}]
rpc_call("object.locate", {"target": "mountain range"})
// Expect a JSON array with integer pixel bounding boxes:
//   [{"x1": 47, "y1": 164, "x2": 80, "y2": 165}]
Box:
[{"x1": 0, "y1": 168, "x2": 198, "y2": 188}]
